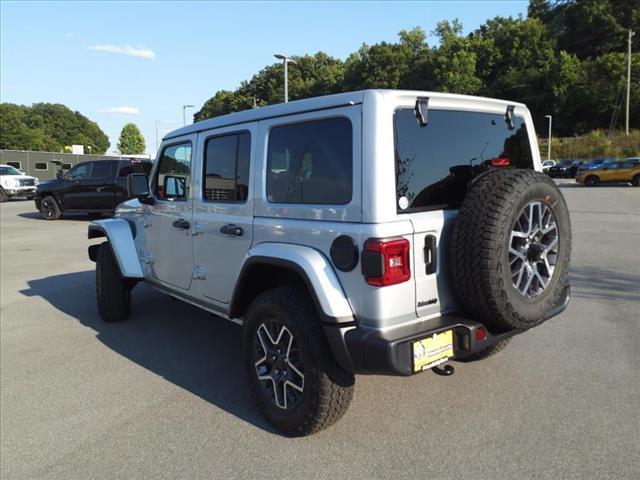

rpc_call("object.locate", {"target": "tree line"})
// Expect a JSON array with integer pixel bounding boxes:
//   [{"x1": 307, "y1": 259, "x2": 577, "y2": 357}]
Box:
[
  {"x1": 0, "y1": 103, "x2": 110, "y2": 154},
  {"x1": 195, "y1": 0, "x2": 639, "y2": 137}
]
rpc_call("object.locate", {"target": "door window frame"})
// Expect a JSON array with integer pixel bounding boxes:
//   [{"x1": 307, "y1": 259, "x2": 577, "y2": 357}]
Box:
[
  {"x1": 152, "y1": 140, "x2": 194, "y2": 202},
  {"x1": 201, "y1": 129, "x2": 252, "y2": 204}
]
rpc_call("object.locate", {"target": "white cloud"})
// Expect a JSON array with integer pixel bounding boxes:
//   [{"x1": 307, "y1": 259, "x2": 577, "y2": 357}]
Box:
[
  {"x1": 98, "y1": 106, "x2": 141, "y2": 115},
  {"x1": 87, "y1": 44, "x2": 156, "y2": 59}
]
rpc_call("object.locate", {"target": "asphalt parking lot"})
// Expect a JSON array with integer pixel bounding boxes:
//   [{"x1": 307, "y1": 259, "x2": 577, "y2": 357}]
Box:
[{"x1": 1, "y1": 181, "x2": 639, "y2": 480}]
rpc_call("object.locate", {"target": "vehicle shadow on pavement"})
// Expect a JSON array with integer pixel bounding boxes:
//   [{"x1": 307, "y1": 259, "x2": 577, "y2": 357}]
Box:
[
  {"x1": 570, "y1": 266, "x2": 640, "y2": 303},
  {"x1": 19, "y1": 270, "x2": 278, "y2": 434}
]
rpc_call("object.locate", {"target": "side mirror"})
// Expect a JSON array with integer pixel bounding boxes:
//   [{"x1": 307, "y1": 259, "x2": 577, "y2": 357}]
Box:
[{"x1": 127, "y1": 173, "x2": 150, "y2": 199}]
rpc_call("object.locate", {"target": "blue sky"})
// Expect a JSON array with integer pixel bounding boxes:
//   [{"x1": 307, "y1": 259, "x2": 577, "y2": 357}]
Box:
[{"x1": 1, "y1": 0, "x2": 528, "y2": 156}]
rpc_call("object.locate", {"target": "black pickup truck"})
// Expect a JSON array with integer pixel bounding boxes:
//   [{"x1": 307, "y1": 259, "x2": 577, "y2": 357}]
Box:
[{"x1": 35, "y1": 159, "x2": 152, "y2": 220}]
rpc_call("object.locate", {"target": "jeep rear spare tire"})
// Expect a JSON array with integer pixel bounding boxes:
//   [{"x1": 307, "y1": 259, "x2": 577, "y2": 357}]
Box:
[{"x1": 451, "y1": 169, "x2": 571, "y2": 331}]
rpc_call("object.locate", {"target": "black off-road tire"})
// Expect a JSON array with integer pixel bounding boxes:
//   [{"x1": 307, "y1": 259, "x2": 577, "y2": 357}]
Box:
[
  {"x1": 632, "y1": 174, "x2": 640, "y2": 187},
  {"x1": 40, "y1": 195, "x2": 62, "y2": 220},
  {"x1": 0, "y1": 187, "x2": 8, "y2": 202},
  {"x1": 451, "y1": 169, "x2": 571, "y2": 332},
  {"x1": 585, "y1": 175, "x2": 599, "y2": 187},
  {"x1": 96, "y1": 242, "x2": 131, "y2": 322},
  {"x1": 458, "y1": 338, "x2": 512, "y2": 362},
  {"x1": 242, "y1": 286, "x2": 355, "y2": 436}
]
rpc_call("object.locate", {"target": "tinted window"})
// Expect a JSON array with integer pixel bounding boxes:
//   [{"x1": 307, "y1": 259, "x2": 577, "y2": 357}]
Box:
[
  {"x1": 623, "y1": 161, "x2": 638, "y2": 168},
  {"x1": 34, "y1": 162, "x2": 48, "y2": 170},
  {"x1": 203, "y1": 132, "x2": 250, "y2": 202},
  {"x1": 62, "y1": 163, "x2": 72, "y2": 170},
  {"x1": 118, "y1": 161, "x2": 152, "y2": 177},
  {"x1": 155, "y1": 143, "x2": 192, "y2": 200},
  {"x1": 394, "y1": 109, "x2": 533, "y2": 212},
  {"x1": 6, "y1": 161, "x2": 21, "y2": 170},
  {"x1": 267, "y1": 118, "x2": 352, "y2": 205},
  {"x1": 67, "y1": 163, "x2": 91, "y2": 180},
  {"x1": 91, "y1": 161, "x2": 113, "y2": 178},
  {"x1": 1, "y1": 166, "x2": 21, "y2": 175}
]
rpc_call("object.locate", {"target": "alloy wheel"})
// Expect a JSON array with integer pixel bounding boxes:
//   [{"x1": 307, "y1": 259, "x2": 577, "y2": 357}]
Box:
[
  {"x1": 508, "y1": 201, "x2": 559, "y2": 299},
  {"x1": 253, "y1": 320, "x2": 304, "y2": 410}
]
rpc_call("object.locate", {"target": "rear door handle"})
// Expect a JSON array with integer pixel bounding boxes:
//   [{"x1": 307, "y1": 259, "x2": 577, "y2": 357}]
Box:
[
  {"x1": 220, "y1": 224, "x2": 243, "y2": 237},
  {"x1": 424, "y1": 234, "x2": 437, "y2": 275},
  {"x1": 172, "y1": 219, "x2": 190, "y2": 230}
]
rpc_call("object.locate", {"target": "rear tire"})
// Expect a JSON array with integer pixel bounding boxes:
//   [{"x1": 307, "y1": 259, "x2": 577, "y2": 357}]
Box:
[
  {"x1": 242, "y1": 286, "x2": 354, "y2": 436},
  {"x1": 585, "y1": 175, "x2": 599, "y2": 187},
  {"x1": 96, "y1": 242, "x2": 131, "y2": 322},
  {"x1": 451, "y1": 169, "x2": 571, "y2": 332},
  {"x1": 40, "y1": 195, "x2": 62, "y2": 220},
  {"x1": 458, "y1": 338, "x2": 512, "y2": 362},
  {"x1": 632, "y1": 174, "x2": 640, "y2": 187}
]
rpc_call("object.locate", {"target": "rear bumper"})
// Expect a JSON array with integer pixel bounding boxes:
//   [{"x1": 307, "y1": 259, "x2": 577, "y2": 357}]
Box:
[{"x1": 325, "y1": 285, "x2": 570, "y2": 376}]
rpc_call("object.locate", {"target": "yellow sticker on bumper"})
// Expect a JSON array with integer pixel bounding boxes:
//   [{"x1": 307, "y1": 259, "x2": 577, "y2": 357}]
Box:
[{"x1": 412, "y1": 330, "x2": 454, "y2": 372}]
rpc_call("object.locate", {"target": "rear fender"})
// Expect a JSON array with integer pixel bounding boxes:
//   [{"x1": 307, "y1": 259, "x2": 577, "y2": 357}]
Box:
[
  {"x1": 234, "y1": 243, "x2": 354, "y2": 322},
  {"x1": 88, "y1": 218, "x2": 143, "y2": 279}
]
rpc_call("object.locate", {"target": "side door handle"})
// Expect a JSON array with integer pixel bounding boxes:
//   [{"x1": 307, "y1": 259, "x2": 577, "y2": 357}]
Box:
[
  {"x1": 172, "y1": 219, "x2": 190, "y2": 230},
  {"x1": 220, "y1": 224, "x2": 243, "y2": 237}
]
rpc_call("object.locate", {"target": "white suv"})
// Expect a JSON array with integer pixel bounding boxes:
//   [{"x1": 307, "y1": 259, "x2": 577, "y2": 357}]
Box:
[
  {"x1": 0, "y1": 164, "x2": 39, "y2": 201},
  {"x1": 88, "y1": 90, "x2": 571, "y2": 435}
]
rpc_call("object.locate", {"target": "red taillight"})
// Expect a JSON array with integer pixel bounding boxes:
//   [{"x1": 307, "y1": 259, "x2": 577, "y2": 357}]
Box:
[
  {"x1": 492, "y1": 157, "x2": 510, "y2": 166},
  {"x1": 475, "y1": 326, "x2": 487, "y2": 342},
  {"x1": 362, "y1": 238, "x2": 411, "y2": 286}
]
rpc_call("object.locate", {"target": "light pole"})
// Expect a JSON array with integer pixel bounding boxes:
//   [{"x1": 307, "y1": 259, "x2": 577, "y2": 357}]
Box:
[
  {"x1": 182, "y1": 104, "x2": 195, "y2": 126},
  {"x1": 274, "y1": 53, "x2": 297, "y2": 103},
  {"x1": 545, "y1": 115, "x2": 552, "y2": 162}
]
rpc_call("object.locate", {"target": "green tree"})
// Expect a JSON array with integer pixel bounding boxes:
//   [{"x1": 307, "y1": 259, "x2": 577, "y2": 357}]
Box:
[
  {"x1": 117, "y1": 123, "x2": 146, "y2": 155},
  {"x1": 0, "y1": 103, "x2": 109, "y2": 153}
]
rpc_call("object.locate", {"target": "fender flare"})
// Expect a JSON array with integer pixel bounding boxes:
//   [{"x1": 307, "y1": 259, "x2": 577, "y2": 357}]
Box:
[
  {"x1": 230, "y1": 243, "x2": 354, "y2": 323},
  {"x1": 88, "y1": 218, "x2": 143, "y2": 279}
]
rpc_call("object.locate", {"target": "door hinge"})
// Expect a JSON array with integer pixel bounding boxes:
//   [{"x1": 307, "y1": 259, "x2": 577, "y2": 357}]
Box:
[
  {"x1": 192, "y1": 222, "x2": 205, "y2": 236},
  {"x1": 192, "y1": 265, "x2": 207, "y2": 280},
  {"x1": 141, "y1": 214, "x2": 152, "y2": 228},
  {"x1": 140, "y1": 250, "x2": 154, "y2": 264}
]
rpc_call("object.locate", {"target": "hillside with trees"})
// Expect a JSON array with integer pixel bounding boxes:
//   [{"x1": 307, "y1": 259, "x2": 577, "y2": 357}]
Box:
[
  {"x1": 195, "y1": 0, "x2": 639, "y2": 138},
  {"x1": 0, "y1": 103, "x2": 110, "y2": 153}
]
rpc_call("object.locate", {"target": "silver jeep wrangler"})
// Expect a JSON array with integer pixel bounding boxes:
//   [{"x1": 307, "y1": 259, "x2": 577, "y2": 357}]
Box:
[{"x1": 88, "y1": 90, "x2": 571, "y2": 436}]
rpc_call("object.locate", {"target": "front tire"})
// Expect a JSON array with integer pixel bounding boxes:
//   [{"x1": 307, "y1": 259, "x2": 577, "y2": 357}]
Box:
[
  {"x1": 40, "y1": 195, "x2": 62, "y2": 220},
  {"x1": 632, "y1": 174, "x2": 640, "y2": 187},
  {"x1": 0, "y1": 188, "x2": 8, "y2": 202},
  {"x1": 96, "y1": 242, "x2": 131, "y2": 322},
  {"x1": 242, "y1": 287, "x2": 354, "y2": 436}
]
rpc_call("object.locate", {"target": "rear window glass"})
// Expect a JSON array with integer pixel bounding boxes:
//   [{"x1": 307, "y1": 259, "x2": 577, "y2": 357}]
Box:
[
  {"x1": 91, "y1": 161, "x2": 113, "y2": 179},
  {"x1": 266, "y1": 117, "x2": 352, "y2": 205},
  {"x1": 394, "y1": 109, "x2": 533, "y2": 212}
]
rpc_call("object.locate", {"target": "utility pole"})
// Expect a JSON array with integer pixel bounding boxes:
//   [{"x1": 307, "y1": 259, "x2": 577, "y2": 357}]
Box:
[
  {"x1": 626, "y1": 29, "x2": 635, "y2": 135},
  {"x1": 545, "y1": 115, "x2": 552, "y2": 161}
]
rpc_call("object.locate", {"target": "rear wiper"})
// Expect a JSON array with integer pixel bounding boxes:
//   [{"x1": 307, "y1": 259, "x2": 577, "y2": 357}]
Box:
[{"x1": 415, "y1": 97, "x2": 429, "y2": 127}]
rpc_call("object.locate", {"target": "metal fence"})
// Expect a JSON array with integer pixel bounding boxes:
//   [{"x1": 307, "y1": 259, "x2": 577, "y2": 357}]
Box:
[{"x1": 0, "y1": 150, "x2": 151, "y2": 181}]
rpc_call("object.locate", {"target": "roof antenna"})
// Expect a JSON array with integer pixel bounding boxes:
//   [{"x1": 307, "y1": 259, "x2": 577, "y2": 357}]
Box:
[
  {"x1": 415, "y1": 97, "x2": 429, "y2": 127},
  {"x1": 505, "y1": 105, "x2": 515, "y2": 130}
]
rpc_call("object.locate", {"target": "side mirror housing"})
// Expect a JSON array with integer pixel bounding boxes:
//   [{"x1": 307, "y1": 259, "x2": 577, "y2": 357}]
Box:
[{"x1": 127, "y1": 173, "x2": 150, "y2": 199}]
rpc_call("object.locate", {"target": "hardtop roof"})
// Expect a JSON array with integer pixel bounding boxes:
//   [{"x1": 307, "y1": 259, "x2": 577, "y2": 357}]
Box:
[{"x1": 164, "y1": 89, "x2": 526, "y2": 141}]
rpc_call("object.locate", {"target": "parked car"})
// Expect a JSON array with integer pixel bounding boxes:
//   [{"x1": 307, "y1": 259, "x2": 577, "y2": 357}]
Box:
[
  {"x1": 541, "y1": 160, "x2": 557, "y2": 172},
  {"x1": 34, "y1": 158, "x2": 152, "y2": 219},
  {"x1": 575, "y1": 160, "x2": 640, "y2": 186},
  {"x1": 577, "y1": 157, "x2": 615, "y2": 173},
  {"x1": 88, "y1": 90, "x2": 571, "y2": 436},
  {"x1": 0, "y1": 164, "x2": 39, "y2": 201},
  {"x1": 547, "y1": 159, "x2": 581, "y2": 178}
]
